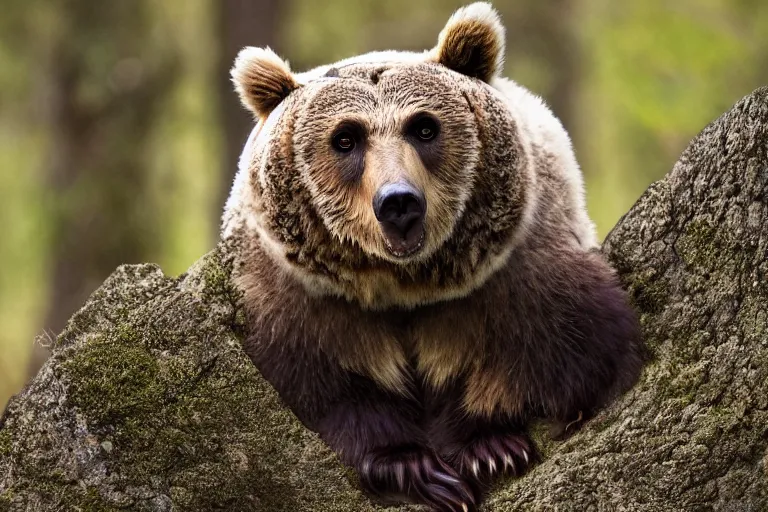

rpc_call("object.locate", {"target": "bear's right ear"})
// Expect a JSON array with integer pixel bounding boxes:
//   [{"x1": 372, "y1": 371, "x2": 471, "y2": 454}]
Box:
[{"x1": 231, "y1": 47, "x2": 299, "y2": 119}]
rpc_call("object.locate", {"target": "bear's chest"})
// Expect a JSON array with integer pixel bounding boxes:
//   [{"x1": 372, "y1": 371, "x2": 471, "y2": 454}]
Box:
[{"x1": 334, "y1": 303, "x2": 490, "y2": 396}]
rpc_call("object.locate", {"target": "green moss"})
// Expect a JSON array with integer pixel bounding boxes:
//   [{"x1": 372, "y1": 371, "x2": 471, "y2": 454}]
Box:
[
  {"x1": 675, "y1": 219, "x2": 759, "y2": 275},
  {"x1": 0, "y1": 488, "x2": 13, "y2": 505},
  {"x1": 59, "y1": 310, "x2": 298, "y2": 508},
  {"x1": 0, "y1": 472, "x2": 121, "y2": 511},
  {"x1": 628, "y1": 269, "x2": 670, "y2": 316},
  {"x1": 55, "y1": 264, "x2": 168, "y2": 349},
  {"x1": 200, "y1": 250, "x2": 230, "y2": 297},
  {"x1": 2, "y1": 242, "x2": 380, "y2": 510},
  {"x1": 112, "y1": 323, "x2": 139, "y2": 345},
  {"x1": 78, "y1": 488, "x2": 121, "y2": 512},
  {"x1": 739, "y1": 295, "x2": 768, "y2": 338},
  {"x1": 607, "y1": 247, "x2": 670, "y2": 321},
  {"x1": 64, "y1": 338, "x2": 162, "y2": 428},
  {"x1": 676, "y1": 220, "x2": 719, "y2": 269},
  {"x1": 44, "y1": 486, "x2": 118, "y2": 512}
]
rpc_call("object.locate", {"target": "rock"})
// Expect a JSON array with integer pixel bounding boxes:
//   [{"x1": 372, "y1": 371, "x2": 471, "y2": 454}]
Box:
[
  {"x1": 488, "y1": 87, "x2": 768, "y2": 511},
  {"x1": 0, "y1": 245, "x2": 383, "y2": 512},
  {"x1": 1, "y1": 87, "x2": 767, "y2": 511}
]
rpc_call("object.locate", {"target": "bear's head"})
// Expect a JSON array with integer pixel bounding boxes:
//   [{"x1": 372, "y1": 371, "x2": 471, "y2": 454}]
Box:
[{"x1": 225, "y1": 3, "x2": 562, "y2": 309}]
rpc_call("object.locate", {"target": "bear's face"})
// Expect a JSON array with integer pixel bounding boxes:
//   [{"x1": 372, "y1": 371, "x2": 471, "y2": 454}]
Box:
[
  {"x1": 228, "y1": 3, "x2": 537, "y2": 309},
  {"x1": 292, "y1": 63, "x2": 481, "y2": 262}
]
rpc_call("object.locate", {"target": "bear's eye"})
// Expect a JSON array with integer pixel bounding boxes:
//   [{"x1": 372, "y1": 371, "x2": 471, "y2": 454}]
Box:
[
  {"x1": 409, "y1": 115, "x2": 440, "y2": 142},
  {"x1": 332, "y1": 132, "x2": 355, "y2": 153}
]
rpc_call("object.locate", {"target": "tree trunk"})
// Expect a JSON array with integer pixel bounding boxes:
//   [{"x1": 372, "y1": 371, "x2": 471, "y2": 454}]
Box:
[
  {"x1": 216, "y1": 0, "x2": 284, "y2": 219},
  {"x1": 499, "y1": 0, "x2": 582, "y2": 138},
  {"x1": 2, "y1": 88, "x2": 767, "y2": 510},
  {"x1": 28, "y1": 2, "x2": 179, "y2": 381}
]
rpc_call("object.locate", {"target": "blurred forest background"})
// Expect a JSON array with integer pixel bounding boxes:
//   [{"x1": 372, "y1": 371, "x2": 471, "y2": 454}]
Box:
[{"x1": 1, "y1": 0, "x2": 767, "y2": 410}]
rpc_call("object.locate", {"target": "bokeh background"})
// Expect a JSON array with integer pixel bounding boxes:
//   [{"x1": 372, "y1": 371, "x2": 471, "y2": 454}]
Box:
[{"x1": 1, "y1": 0, "x2": 767, "y2": 409}]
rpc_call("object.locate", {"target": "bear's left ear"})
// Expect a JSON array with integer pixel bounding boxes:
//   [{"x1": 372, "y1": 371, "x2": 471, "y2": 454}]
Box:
[
  {"x1": 231, "y1": 47, "x2": 299, "y2": 119},
  {"x1": 430, "y1": 2, "x2": 506, "y2": 83}
]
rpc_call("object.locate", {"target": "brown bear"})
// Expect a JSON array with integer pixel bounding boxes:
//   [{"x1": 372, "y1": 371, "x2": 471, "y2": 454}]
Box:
[{"x1": 222, "y1": 3, "x2": 644, "y2": 510}]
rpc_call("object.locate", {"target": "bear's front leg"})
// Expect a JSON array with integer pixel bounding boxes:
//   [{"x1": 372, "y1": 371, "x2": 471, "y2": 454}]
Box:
[
  {"x1": 315, "y1": 378, "x2": 479, "y2": 512},
  {"x1": 245, "y1": 314, "x2": 479, "y2": 510},
  {"x1": 427, "y1": 391, "x2": 536, "y2": 492}
]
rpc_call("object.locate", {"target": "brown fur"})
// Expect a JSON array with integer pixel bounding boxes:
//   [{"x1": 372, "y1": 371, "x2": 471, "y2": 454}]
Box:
[
  {"x1": 231, "y1": 47, "x2": 299, "y2": 119},
  {"x1": 435, "y1": 21, "x2": 502, "y2": 82},
  {"x1": 431, "y1": 2, "x2": 505, "y2": 82},
  {"x1": 231, "y1": 62, "x2": 533, "y2": 311},
  {"x1": 224, "y1": 3, "x2": 643, "y2": 511}
]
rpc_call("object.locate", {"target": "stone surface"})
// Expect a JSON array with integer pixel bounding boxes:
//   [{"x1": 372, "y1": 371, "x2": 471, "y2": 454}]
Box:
[
  {"x1": 0, "y1": 245, "x2": 385, "y2": 512},
  {"x1": 488, "y1": 87, "x2": 768, "y2": 511},
  {"x1": 1, "y1": 88, "x2": 767, "y2": 511}
]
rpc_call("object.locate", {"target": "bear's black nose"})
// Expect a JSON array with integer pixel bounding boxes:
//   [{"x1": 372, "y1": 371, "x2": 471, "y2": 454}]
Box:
[{"x1": 373, "y1": 182, "x2": 426, "y2": 257}]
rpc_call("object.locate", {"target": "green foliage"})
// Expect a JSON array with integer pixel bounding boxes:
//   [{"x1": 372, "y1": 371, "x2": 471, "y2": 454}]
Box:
[
  {"x1": 0, "y1": 1, "x2": 55, "y2": 410},
  {"x1": 148, "y1": 0, "x2": 221, "y2": 276},
  {"x1": 0, "y1": 0, "x2": 220, "y2": 409},
  {"x1": 580, "y1": 0, "x2": 768, "y2": 237}
]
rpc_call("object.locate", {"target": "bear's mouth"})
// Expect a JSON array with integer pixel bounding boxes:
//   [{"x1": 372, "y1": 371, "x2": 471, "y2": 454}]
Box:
[
  {"x1": 373, "y1": 181, "x2": 427, "y2": 259},
  {"x1": 381, "y1": 225, "x2": 425, "y2": 259}
]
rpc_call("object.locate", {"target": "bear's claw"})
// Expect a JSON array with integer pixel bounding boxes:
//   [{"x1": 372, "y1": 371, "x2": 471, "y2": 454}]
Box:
[
  {"x1": 453, "y1": 432, "x2": 536, "y2": 484},
  {"x1": 359, "y1": 446, "x2": 479, "y2": 512}
]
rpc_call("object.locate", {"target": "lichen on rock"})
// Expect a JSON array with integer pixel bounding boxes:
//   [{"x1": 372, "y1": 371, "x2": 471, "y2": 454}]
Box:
[
  {"x1": 2, "y1": 88, "x2": 768, "y2": 511},
  {"x1": 0, "y1": 243, "x2": 386, "y2": 511}
]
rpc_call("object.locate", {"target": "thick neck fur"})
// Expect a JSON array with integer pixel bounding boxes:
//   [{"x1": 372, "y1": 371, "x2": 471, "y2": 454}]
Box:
[
  {"x1": 234, "y1": 192, "x2": 625, "y2": 418},
  {"x1": 234, "y1": 64, "x2": 544, "y2": 310},
  {"x1": 224, "y1": 65, "x2": 596, "y2": 311}
]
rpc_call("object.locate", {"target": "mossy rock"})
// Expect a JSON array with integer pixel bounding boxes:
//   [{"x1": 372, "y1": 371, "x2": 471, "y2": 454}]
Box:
[
  {"x1": 0, "y1": 244, "x2": 386, "y2": 512},
  {"x1": 2, "y1": 88, "x2": 768, "y2": 511}
]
